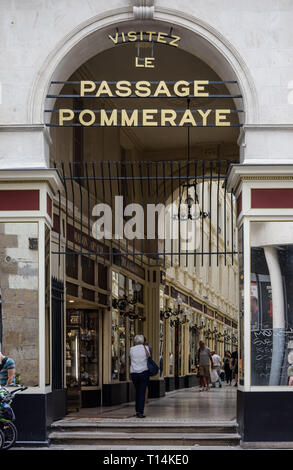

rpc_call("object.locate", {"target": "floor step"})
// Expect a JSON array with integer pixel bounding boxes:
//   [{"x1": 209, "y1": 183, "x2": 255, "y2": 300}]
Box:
[
  {"x1": 51, "y1": 421, "x2": 238, "y2": 435},
  {"x1": 49, "y1": 431, "x2": 241, "y2": 447}
]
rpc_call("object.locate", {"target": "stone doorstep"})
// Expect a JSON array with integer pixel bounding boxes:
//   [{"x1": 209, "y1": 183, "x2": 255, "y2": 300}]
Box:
[
  {"x1": 241, "y1": 441, "x2": 293, "y2": 449},
  {"x1": 51, "y1": 420, "x2": 237, "y2": 427},
  {"x1": 50, "y1": 423, "x2": 238, "y2": 434},
  {"x1": 49, "y1": 431, "x2": 241, "y2": 446}
]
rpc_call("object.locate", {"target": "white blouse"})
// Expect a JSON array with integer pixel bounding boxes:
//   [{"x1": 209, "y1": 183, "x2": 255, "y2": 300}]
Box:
[{"x1": 130, "y1": 344, "x2": 150, "y2": 374}]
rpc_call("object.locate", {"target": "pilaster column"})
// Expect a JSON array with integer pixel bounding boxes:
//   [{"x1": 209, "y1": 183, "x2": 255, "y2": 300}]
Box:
[{"x1": 228, "y1": 163, "x2": 293, "y2": 443}]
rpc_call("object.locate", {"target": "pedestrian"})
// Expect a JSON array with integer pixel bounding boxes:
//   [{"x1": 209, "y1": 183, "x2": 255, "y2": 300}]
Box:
[
  {"x1": 129, "y1": 335, "x2": 150, "y2": 418},
  {"x1": 223, "y1": 351, "x2": 232, "y2": 385},
  {"x1": 144, "y1": 336, "x2": 152, "y2": 404},
  {"x1": 0, "y1": 351, "x2": 16, "y2": 386},
  {"x1": 197, "y1": 341, "x2": 213, "y2": 391},
  {"x1": 211, "y1": 351, "x2": 222, "y2": 388},
  {"x1": 231, "y1": 349, "x2": 238, "y2": 386}
]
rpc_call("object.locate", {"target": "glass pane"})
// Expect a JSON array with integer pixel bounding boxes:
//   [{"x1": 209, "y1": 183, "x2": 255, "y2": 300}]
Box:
[
  {"x1": 169, "y1": 323, "x2": 174, "y2": 375},
  {"x1": 111, "y1": 309, "x2": 119, "y2": 380},
  {"x1": 111, "y1": 308, "x2": 127, "y2": 382},
  {"x1": 251, "y1": 221, "x2": 293, "y2": 386},
  {"x1": 80, "y1": 311, "x2": 99, "y2": 386}
]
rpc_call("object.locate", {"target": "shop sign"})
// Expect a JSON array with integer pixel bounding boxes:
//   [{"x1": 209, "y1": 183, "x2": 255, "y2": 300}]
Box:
[
  {"x1": 189, "y1": 297, "x2": 203, "y2": 311},
  {"x1": 47, "y1": 29, "x2": 241, "y2": 129},
  {"x1": 170, "y1": 286, "x2": 188, "y2": 304},
  {"x1": 56, "y1": 80, "x2": 232, "y2": 127},
  {"x1": 67, "y1": 224, "x2": 109, "y2": 259}
]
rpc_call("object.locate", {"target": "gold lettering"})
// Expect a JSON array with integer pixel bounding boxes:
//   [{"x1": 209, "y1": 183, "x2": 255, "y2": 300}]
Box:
[
  {"x1": 80, "y1": 80, "x2": 95, "y2": 96},
  {"x1": 127, "y1": 31, "x2": 137, "y2": 41},
  {"x1": 215, "y1": 109, "x2": 231, "y2": 126},
  {"x1": 174, "y1": 80, "x2": 190, "y2": 97},
  {"x1": 100, "y1": 110, "x2": 117, "y2": 126},
  {"x1": 161, "y1": 109, "x2": 177, "y2": 126},
  {"x1": 59, "y1": 109, "x2": 74, "y2": 126},
  {"x1": 146, "y1": 31, "x2": 156, "y2": 41},
  {"x1": 194, "y1": 80, "x2": 209, "y2": 97},
  {"x1": 135, "y1": 57, "x2": 145, "y2": 68},
  {"x1": 169, "y1": 35, "x2": 180, "y2": 47},
  {"x1": 108, "y1": 33, "x2": 119, "y2": 44},
  {"x1": 79, "y1": 110, "x2": 95, "y2": 126},
  {"x1": 197, "y1": 109, "x2": 212, "y2": 126},
  {"x1": 121, "y1": 109, "x2": 138, "y2": 126},
  {"x1": 145, "y1": 57, "x2": 155, "y2": 68},
  {"x1": 116, "y1": 81, "x2": 132, "y2": 97},
  {"x1": 142, "y1": 109, "x2": 158, "y2": 126},
  {"x1": 95, "y1": 81, "x2": 113, "y2": 97},
  {"x1": 154, "y1": 81, "x2": 171, "y2": 97},
  {"x1": 157, "y1": 32, "x2": 167, "y2": 44},
  {"x1": 179, "y1": 110, "x2": 197, "y2": 127},
  {"x1": 135, "y1": 81, "x2": 151, "y2": 97}
]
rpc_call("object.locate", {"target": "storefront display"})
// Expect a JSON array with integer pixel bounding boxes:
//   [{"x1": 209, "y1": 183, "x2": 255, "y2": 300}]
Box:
[
  {"x1": 111, "y1": 271, "x2": 146, "y2": 382},
  {"x1": 66, "y1": 309, "x2": 100, "y2": 410},
  {"x1": 66, "y1": 310, "x2": 81, "y2": 411},
  {"x1": 80, "y1": 312, "x2": 99, "y2": 386},
  {"x1": 169, "y1": 323, "x2": 174, "y2": 376},
  {"x1": 250, "y1": 221, "x2": 293, "y2": 386}
]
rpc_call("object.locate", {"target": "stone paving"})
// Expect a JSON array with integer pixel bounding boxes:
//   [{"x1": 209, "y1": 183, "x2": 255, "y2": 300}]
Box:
[
  {"x1": 14, "y1": 385, "x2": 239, "y2": 450},
  {"x1": 63, "y1": 383, "x2": 237, "y2": 423}
]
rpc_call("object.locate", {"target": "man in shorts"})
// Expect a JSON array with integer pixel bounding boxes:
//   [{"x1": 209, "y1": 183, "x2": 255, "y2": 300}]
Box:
[{"x1": 198, "y1": 341, "x2": 213, "y2": 391}]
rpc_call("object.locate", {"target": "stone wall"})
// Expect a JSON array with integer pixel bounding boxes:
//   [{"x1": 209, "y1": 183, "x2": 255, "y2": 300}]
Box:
[{"x1": 0, "y1": 222, "x2": 39, "y2": 387}]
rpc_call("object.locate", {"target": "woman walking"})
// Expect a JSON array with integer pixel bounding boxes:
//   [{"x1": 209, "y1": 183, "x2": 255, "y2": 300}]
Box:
[
  {"x1": 223, "y1": 351, "x2": 232, "y2": 385},
  {"x1": 130, "y1": 335, "x2": 150, "y2": 418}
]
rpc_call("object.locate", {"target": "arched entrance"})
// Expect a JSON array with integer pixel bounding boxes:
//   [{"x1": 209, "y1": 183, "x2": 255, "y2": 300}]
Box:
[{"x1": 45, "y1": 13, "x2": 244, "y2": 419}]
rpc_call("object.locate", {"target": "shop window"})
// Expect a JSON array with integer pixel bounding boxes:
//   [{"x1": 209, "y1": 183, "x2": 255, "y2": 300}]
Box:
[
  {"x1": 66, "y1": 249, "x2": 78, "y2": 279},
  {"x1": 80, "y1": 311, "x2": 99, "y2": 387},
  {"x1": 111, "y1": 309, "x2": 127, "y2": 381},
  {"x1": 112, "y1": 271, "x2": 119, "y2": 297},
  {"x1": 98, "y1": 263, "x2": 108, "y2": 290},
  {"x1": 66, "y1": 282, "x2": 78, "y2": 297},
  {"x1": 82, "y1": 288, "x2": 95, "y2": 302},
  {"x1": 250, "y1": 221, "x2": 293, "y2": 386},
  {"x1": 118, "y1": 273, "x2": 126, "y2": 297},
  {"x1": 159, "y1": 318, "x2": 164, "y2": 377},
  {"x1": 81, "y1": 256, "x2": 95, "y2": 285},
  {"x1": 169, "y1": 319, "x2": 175, "y2": 376},
  {"x1": 128, "y1": 278, "x2": 144, "y2": 304},
  {"x1": 189, "y1": 324, "x2": 199, "y2": 373}
]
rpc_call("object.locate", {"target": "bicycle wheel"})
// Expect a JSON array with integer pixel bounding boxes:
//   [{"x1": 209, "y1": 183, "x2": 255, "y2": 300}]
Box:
[
  {"x1": 0, "y1": 429, "x2": 4, "y2": 449},
  {"x1": 0, "y1": 421, "x2": 17, "y2": 450}
]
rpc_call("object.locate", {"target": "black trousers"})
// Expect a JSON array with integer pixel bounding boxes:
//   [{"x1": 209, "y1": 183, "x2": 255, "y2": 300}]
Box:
[
  {"x1": 225, "y1": 365, "x2": 232, "y2": 382},
  {"x1": 131, "y1": 370, "x2": 150, "y2": 414}
]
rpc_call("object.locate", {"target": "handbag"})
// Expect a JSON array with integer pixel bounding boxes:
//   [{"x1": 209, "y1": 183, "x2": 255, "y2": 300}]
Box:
[
  {"x1": 210, "y1": 368, "x2": 219, "y2": 383},
  {"x1": 144, "y1": 346, "x2": 159, "y2": 377}
]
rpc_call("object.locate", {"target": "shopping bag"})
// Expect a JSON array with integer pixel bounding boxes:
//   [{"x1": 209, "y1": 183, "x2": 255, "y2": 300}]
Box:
[{"x1": 210, "y1": 368, "x2": 218, "y2": 383}]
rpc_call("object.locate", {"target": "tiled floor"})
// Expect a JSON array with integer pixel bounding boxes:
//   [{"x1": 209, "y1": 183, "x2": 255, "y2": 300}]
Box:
[{"x1": 66, "y1": 384, "x2": 237, "y2": 422}]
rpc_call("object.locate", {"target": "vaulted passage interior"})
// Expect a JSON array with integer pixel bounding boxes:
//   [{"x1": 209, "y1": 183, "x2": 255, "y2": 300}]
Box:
[{"x1": 47, "y1": 28, "x2": 241, "y2": 412}]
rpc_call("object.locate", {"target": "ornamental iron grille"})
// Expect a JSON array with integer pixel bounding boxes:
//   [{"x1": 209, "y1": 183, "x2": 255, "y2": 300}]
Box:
[{"x1": 53, "y1": 159, "x2": 238, "y2": 268}]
